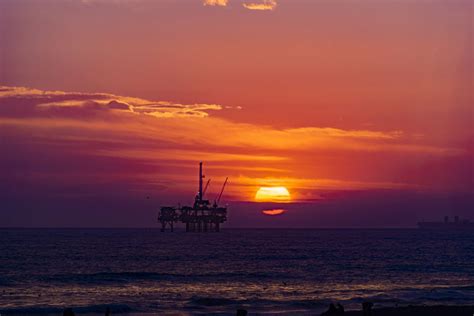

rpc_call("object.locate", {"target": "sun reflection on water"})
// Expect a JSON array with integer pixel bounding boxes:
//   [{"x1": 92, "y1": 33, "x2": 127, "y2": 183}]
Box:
[{"x1": 262, "y1": 209, "x2": 287, "y2": 216}]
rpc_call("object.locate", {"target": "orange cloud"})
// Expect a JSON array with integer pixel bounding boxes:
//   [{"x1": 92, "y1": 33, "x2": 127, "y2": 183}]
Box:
[
  {"x1": 0, "y1": 86, "x2": 223, "y2": 119},
  {"x1": 1, "y1": 86, "x2": 469, "y2": 203},
  {"x1": 203, "y1": 0, "x2": 277, "y2": 10},
  {"x1": 243, "y1": 0, "x2": 277, "y2": 10},
  {"x1": 0, "y1": 86, "x2": 461, "y2": 157},
  {"x1": 203, "y1": 0, "x2": 229, "y2": 6}
]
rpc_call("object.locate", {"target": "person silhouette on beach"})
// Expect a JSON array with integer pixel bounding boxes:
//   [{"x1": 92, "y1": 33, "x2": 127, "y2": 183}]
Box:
[
  {"x1": 336, "y1": 303, "x2": 344, "y2": 314},
  {"x1": 362, "y1": 301, "x2": 373, "y2": 316},
  {"x1": 321, "y1": 303, "x2": 337, "y2": 315},
  {"x1": 321, "y1": 303, "x2": 345, "y2": 315},
  {"x1": 236, "y1": 309, "x2": 248, "y2": 316},
  {"x1": 63, "y1": 308, "x2": 75, "y2": 316}
]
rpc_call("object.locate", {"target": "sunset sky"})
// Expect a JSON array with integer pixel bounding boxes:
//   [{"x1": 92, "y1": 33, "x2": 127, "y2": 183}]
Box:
[{"x1": 0, "y1": 0, "x2": 472, "y2": 227}]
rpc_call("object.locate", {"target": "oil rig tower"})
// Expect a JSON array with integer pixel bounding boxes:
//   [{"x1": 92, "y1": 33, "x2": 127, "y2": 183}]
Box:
[{"x1": 158, "y1": 162, "x2": 228, "y2": 232}]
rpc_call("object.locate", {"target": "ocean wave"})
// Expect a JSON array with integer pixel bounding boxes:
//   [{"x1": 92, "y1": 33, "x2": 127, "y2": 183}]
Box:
[
  {"x1": 189, "y1": 296, "x2": 238, "y2": 306},
  {"x1": 187, "y1": 296, "x2": 329, "y2": 309},
  {"x1": 35, "y1": 271, "x2": 284, "y2": 285}
]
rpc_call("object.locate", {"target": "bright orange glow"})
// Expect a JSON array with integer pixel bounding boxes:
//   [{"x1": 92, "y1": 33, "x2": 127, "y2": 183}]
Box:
[
  {"x1": 1, "y1": 0, "x2": 472, "y2": 226},
  {"x1": 255, "y1": 186, "x2": 291, "y2": 202},
  {"x1": 262, "y1": 209, "x2": 286, "y2": 216}
]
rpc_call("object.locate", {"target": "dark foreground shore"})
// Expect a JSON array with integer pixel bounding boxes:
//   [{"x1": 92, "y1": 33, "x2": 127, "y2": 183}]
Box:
[
  {"x1": 51, "y1": 305, "x2": 474, "y2": 316},
  {"x1": 343, "y1": 305, "x2": 474, "y2": 316}
]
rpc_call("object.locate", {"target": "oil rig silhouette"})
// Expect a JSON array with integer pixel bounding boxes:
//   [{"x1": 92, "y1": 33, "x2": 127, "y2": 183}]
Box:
[{"x1": 158, "y1": 162, "x2": 228, "y2": 232}]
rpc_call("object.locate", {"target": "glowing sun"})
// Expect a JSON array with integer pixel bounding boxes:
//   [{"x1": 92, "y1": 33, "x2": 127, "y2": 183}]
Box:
[{"x1": 255, "y1": 186, "x2": 291, "y2": 202}]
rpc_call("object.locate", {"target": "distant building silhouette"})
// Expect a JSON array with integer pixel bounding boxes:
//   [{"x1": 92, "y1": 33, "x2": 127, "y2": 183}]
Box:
[{"x1": 418, "y1": 216, "x2": 474, "y2": 230}]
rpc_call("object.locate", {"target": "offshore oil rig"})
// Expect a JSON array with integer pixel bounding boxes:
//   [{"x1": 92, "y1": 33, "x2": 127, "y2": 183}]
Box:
[{"x1": 158, "y1": 162, "x2": 228, "y2": 232}]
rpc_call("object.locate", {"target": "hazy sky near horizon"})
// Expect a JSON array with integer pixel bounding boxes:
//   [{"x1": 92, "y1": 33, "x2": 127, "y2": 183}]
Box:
[{"x1": 0, "y1": 0, "x2": 472, "y2": 227}]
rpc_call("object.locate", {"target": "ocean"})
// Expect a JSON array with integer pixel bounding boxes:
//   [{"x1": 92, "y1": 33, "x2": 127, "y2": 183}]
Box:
[{"x1": 1, "y1": 228, "x2": 474, "y2": 315}]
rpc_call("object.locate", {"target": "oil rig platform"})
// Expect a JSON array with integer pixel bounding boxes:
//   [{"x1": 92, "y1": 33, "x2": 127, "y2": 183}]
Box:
[{"x1": 158, "y1": 162, "x2": 228, "y2": 232}]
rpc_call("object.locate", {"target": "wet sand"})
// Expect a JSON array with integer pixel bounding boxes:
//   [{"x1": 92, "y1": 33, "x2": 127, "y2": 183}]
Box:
[{"x1": 344, "y1": 305, "x2": 474, "y2": 316}]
